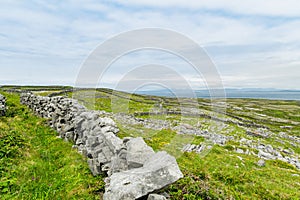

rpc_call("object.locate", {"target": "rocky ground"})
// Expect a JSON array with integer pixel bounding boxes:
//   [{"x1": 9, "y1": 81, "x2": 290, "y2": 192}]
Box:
[
  {"x1": 1, "y1": 86, "x2": 300, "y2": 199},
  {"x1": 108, "y1": 112, "x2": 300, "y2": 170}
]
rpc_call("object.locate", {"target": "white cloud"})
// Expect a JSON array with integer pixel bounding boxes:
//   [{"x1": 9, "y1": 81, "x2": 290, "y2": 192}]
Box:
[
  {"x1": 113, "y1": 0, "x2": 300, "y2": 17},
  {"x1": 0, "y1": 0, "x2": 299, "y2": 89}
]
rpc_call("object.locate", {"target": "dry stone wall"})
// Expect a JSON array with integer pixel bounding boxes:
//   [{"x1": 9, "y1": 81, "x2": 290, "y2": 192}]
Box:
[
  {"x1": 0, "y1": 94, "x2": 6, "y2": 116},
  {"x1": 20, "y1": 93, "x2": 183, "y2": 200}
]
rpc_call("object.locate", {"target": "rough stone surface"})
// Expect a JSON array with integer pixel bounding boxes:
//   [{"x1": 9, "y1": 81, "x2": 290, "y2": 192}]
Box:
[
  {"x1": 239, "y1": 138, "x2": 300, "y2": 170},
  {"x1": 0, "y1": 94, "x2": 6, "y2": 116},
  {"x1": 236, "y1": 148, "x2": 244, "y2": 154},
  {"x1": 125, "y1": 137, "x2": 155, "y2": 169},
  {"x1": 147, "y1": 194, "x2": 167, "y2": 200},
  {"x1": 104, "y1": 151, "x2": 183, "y2": 200},
  {"x1": 113, "y1": 108, "x2": 300, "y2": 171},
  {"x1": 114, "y1": 113, "x2": 232, "y2": 145},
  {"x1": 257, "y1": 159, "x2": 266, "y2": 167}
]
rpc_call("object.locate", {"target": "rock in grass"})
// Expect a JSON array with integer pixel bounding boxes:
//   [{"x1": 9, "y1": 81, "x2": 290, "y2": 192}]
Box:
[
  {"x1": 257, "y1": 159, "x2": 265, "y2": 167},
  {"x1": 258, "y1": 150, "x2": 275, "y2": 160},
  {"x1": 0, "y1": 94, "x2": 6, "y2": 116},
  {"x1": 147, "y1": 194, "x2": 167, "y2": 200},
  {"x1": 103, "y1": 151, "x2": 183, "y2": 200},
  {"x1": 236, "y1": 148, "x2": 244, "y2": 154}
]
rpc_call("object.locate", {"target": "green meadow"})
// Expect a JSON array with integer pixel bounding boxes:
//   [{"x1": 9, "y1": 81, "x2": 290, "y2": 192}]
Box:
[{"x1": 1, "y1": 86, "x2": 299, "y2": 199}]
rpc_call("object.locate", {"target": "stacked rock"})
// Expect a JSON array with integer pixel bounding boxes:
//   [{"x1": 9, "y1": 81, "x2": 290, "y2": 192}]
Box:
[
  {"x1": 0, "y1": 94, "x2": 6, "y2": 116},
  {"x1": 20, "y1": 93, "x2": 183, "y2": 200}
]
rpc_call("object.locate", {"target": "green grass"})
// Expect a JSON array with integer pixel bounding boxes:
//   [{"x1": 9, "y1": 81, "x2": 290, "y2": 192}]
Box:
[
  {"x1": 2, "y1": 87, "x2": 300, "y2": 200},
  {"x1": 116, "y1": 123, "x2": 300, "y2": 199},
  {"x1": 165, "y1": 147, "x2": 300, "y2": 200},
  {"x1": 0, "y1": 92, "x2": 104, "y2": 200}
]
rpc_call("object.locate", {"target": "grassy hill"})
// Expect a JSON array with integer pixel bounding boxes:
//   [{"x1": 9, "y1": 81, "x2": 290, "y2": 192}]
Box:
[
  {"x1": 1, "y1": 86, "x2": 300, "y2": 199},
  {"x1": 0, "y1": 92, "x2": 104, "y2": 199}
]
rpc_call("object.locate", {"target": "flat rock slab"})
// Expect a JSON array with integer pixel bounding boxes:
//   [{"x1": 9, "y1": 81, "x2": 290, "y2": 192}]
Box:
[
  {"x1": 147, "y1": 194, "x2": 167, "y2": 200},
  {"x1": 104, "y1": 151, "x2": 183, "y2": 200}
]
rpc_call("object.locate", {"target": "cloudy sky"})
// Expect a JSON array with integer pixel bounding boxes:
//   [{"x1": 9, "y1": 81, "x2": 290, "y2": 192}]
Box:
[{"x1": 1, "y1": 0, "x2": 300, "y2": 90}]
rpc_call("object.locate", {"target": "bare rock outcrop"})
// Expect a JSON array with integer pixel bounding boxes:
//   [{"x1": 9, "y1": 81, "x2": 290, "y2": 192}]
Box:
[
  {"x1": 0, "y1": 94, "x2": 6, "y2": 116},
  {"x1": 104, "y1": 151, "x2": 183, "y2": 200}
]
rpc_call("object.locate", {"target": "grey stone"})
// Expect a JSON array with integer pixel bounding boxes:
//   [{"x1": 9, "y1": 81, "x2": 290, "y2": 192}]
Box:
[
  {"x1": 98, "y1": 152, "x2": 110, "y2": 164},
  {"x1": 102, "y1": 125, "x2": 119, "y2": 134},
  {"x1": 182, "y1": 144, "x2": 192, "y2": 152},
  {"x1": 258, "y1": 150, "x2": 275, "y2": 160},
  {"x1": 265, "y1": 144, "x2": 273, "y2": 154},
  {"x1": 88, "y1": 158, "x2": 101, "y2": 176},
  {"x1": 160, "y1": 192, "x2": 170, "y2": 199},
  {"x1": 147, "y1": 194, "x2": 167, "y2": 200},
  {"x1": 257, "y1": 159, "x2": 265, "y2": 167},
  {"x1": 80, "y1": 111, "x2": 95, "y2": 120},
  {"x1": 236, "y1": 148, "x2": 244, "y2": 154},
  {"x1": 64, "y1": 131, "x2": 74, "y2": 141},
  {"x1": 257, "y1": 144, "x2": 265, "y2": 149},
  {"x1": 277, "y1": 157, "x2": 288, "y2": 163},
  {"x1": 75, "y1": 138, "x2": 84, "y2": 145},
  {"x1": 99, "y1": 117, "x2": 117, "y2": 127},
  {"x1": 102, "y1": 132, "x2": 123, "y2": 153},
  {"x1": 110, "y1": 149, "x2": 128, "y2": 174},
  {"x1": 0, "y1": 94, "x2": 6, "y2": 116},
  {"x1": 283, "y1": 149, "x2": 293, "y2": 155},
  {"x1": 291, "y1": 158, "x2": 298, "y2": 164},
  {"x1": 104, "y1": 151, "x2": 183, "y2": 200},
  {"x1": 126, "y1": 137, "x2": 155, "y2": 169}
]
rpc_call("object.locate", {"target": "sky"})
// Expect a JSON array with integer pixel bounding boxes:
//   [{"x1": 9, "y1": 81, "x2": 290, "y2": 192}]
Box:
[{"x1": 1, "y1": 0, "x2": 300, "y2": 90}]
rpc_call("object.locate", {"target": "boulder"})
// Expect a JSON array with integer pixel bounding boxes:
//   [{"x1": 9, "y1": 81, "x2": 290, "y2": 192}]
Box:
[
  {"x1": 125, "y1": 137, "x2": 155, "y2": 169},
  {"x1": 103, "y1": 151, "x2": 183, "y2": 200},
  {"x1": 147, "y1": 194, "x2": 167, "y2": 200}
]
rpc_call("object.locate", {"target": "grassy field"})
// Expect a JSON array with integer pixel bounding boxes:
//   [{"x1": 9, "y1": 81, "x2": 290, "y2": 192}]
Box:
[
  {"x1": 117, "y1": 125, "x2": 300, "y2": 199},
  {"x1": 0, "y1": 92, "x2": 104, "y2": 199},
  {"x1": 1, "y1": 86, "x2": 300, "y2": 199}
]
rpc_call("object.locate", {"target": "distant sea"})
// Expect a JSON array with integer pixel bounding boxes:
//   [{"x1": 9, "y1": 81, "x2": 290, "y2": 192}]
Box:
[{"x1": 135, "y1": 89, "x2": 300, "y2": 100}]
